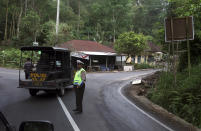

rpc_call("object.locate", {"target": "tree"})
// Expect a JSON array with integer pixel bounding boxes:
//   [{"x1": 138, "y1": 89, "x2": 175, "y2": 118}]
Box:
[
  {"x1": 41, "y1": 21, "x2": 74, "y2": 46},
  {"x1": 4, "y1": 0, "x2": 9, "y2": 40},
  {"x1": 114, "y1": 31, "x2": 147, "y2": 57},
  {"x1": 20, "y1": 10, "x2": 40, "y2": 45}
]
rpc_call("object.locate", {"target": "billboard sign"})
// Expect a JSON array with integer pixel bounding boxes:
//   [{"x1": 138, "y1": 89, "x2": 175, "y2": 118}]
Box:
[{"x1": 165, "y1": 17, "x2": 194, "y2": 42}]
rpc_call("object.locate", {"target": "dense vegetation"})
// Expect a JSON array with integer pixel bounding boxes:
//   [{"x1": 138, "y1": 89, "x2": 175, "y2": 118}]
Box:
[
  {"x1": 0, "y1": 0, "x2": 167, "y2": 47},
  {"x1": 148, "y1": 64, "x2": 201, "y2": 128},
  {"x1": 134, "y1": 63, "x2": 154, "y2": 69}
]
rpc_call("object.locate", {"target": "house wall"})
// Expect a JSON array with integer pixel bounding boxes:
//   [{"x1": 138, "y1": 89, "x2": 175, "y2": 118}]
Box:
[{"x1": 115, "y1": 52, "x2": 163, "y2": 66}]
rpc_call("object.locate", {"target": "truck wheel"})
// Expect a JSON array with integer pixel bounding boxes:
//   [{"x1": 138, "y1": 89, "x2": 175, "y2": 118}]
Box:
[
  {"x1": 58, "y1": 88, "x2": 65, "y2": 97},
  {"x1": 29, "y1": 89, "x2": 38, "y2": 96}
]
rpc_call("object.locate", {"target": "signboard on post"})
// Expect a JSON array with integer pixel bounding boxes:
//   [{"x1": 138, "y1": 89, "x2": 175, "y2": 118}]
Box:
[
  {"x1": 165, "y1": 16, "x2": 194, "y2": 42},
  {"x1": 164, "y1": 16, "x2": 194, "y2": 77}
]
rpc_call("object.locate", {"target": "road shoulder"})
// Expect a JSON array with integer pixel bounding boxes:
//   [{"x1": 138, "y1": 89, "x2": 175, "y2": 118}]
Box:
[{"x1": 122, "y1": 82, "x2": 201, "y2": 131}]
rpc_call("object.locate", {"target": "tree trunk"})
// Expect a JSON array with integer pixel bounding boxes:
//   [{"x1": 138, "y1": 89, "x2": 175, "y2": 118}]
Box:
[
  {"x1": 112, "y1": 9, "x2": 116, "y2": 43},
  {"x1": 113, "y1": 28, "x2": 116, "y2": 43},
  {"x1": 4, "y1": 0, "x2": 9, "y2": 40},
  {"x1": 32, "y1": 0, "x2": 35, "y2": 10},
  {"x1": 13, "y1": 13, "x2": 17, "y2": 36},
  {"x1": 137, "y1": 0, "x2": 141, "y2": 6},
  {"x1": 12, "y1": 13, "x2": 15, "y2": 38},
  {"x1": 17, "y1": 0, "x2": 23, "y2": 38},
  {"x1": 34, "y1": 32, "x2": 36, "y2": 42},
  {"x1": 67, "y1": 0, "x2": 70, "y2": 6},
  {"x1": 9, "y1": 20, "x2": 12, "y2": 39},
  {"x1": 25, "y1": 0, "x2": 27, "y2": 15}
]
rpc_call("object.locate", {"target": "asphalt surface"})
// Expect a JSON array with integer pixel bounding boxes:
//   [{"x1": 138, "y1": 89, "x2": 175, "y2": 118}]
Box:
[{"x1": 0, "y1": 68, "x2": 177, "y2": 131}]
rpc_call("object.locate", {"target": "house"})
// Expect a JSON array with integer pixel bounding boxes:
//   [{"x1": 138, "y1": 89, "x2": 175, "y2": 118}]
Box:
[
  {"x1": 58, "y1": 40, "x2": 117, "y2": 71},
  {"x1": 116, "y1": 43, "x2": 162, "y2": 66}
]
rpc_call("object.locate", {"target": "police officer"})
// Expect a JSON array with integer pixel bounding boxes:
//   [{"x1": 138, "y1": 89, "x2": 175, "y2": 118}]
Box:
[
  {"x1": 73, "y1": 60, "x2": 86, "y2": 113},
  {"x1": 24, "y1": 58, "x2": 33, "y2": 79}
]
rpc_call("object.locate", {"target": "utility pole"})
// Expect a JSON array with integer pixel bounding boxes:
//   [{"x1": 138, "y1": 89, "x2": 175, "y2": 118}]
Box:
[
  {"x1": 55, "y1": 0, "x2": 60, "y2": 46},
  {"x1": 77, "y1": 0, "x2": 80, "y2": 37}
]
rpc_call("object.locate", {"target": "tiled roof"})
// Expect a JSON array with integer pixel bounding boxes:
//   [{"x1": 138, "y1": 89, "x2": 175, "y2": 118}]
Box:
[
  {"x1": 58, "y1": 40, "x2": 116, "y2": 53},
  {"x1": 146, "y1": 43, "x2": 161, "y2": 52}
]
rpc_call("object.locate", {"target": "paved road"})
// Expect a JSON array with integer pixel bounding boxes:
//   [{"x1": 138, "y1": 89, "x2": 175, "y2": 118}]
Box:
[{"x1": 0, "y1": 68, "x2": 175, "y2": 131}]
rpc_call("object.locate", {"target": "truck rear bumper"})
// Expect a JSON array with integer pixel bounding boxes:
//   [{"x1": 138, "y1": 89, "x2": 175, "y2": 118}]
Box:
[{"x1": 18, "y1": 86, "x2": 61, "y2": 90}]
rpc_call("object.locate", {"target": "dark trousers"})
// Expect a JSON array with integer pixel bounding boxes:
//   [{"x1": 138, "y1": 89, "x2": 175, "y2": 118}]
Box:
[
  {"x1": 25, "y1": 72, "x2": 30, "y2": 79},
  {"x1": 74, "y1": 83, "x2": 85, "y2": 111}
]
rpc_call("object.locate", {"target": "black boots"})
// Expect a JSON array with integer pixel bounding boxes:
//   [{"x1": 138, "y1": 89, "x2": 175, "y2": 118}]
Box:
[
  {"x1": 73, "y1": 108, "x2": 82, "y2": 114},
  {"x1": 72, "y1": 109, "x2": 79, "y2": 111}
]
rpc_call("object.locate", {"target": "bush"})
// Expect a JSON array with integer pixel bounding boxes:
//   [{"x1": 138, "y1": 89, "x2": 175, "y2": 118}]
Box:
[
  {"x1": 148, "y1": 63, "x2": 201, "y2": 128},
  {"x1": 178, "y1": 36, "x2": 201, "y2": 72},
  {"x1": 134, "y1": 63, "x2": 154, "y2": 69},
  {"x1": 0, "y1": 48, "x2": 35, "y2": 68}
]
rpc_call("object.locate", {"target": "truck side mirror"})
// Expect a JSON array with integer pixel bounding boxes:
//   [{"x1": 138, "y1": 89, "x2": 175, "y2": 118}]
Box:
[
  {"x1": 19, "y1": 121, "x2": 54, "y2": 131},
  {"x1": 0, "y1": 117, "x2": 8, "y2": 131}
]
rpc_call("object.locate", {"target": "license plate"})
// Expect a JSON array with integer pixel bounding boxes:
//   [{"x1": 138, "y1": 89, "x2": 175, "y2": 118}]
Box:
[{"x1": 30, "y1": 73, "x2": 47, "y2": 82}]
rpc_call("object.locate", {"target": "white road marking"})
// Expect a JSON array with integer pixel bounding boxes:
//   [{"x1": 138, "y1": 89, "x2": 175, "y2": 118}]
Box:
[
  {"x1": 118, "y1": 86, "x2": 174, "y2": 131},
  {"x1": 57, "y1": 96, "x2": 80, "y2": 131}
]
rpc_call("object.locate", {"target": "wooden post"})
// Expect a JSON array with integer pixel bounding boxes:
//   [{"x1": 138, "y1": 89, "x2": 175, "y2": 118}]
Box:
[
  {"x1": 89, "y1": 56, "x2": 92, "y2": 67},
  {"x1": 168, "y1": 42, "x2": 171, "y2": 72},
  {"x1": 186, "y1": 17, "x2": 191, "y2": 77},
  {"x1": 171, "y1": 17, "x2": 176, "y2": 87}
]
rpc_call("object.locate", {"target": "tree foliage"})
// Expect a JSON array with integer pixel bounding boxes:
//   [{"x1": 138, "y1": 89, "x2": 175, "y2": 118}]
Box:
[
  {"x1": 0, "y1": 0, "x2": 167, "y2": 47},
  {"x1": 21, "y1": 10, "x2": 40, "y2": 42},
  {"x1": 114, "y1": 32, "x2": 147, "y2": 56}
]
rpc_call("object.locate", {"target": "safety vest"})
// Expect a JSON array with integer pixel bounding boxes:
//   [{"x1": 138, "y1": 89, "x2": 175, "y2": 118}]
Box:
[{"x1": 73, "y1": 68, "x2": 86, "y2": 86}]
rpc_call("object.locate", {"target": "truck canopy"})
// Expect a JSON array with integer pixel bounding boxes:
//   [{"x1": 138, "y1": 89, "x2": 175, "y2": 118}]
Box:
[{"x1": 21, "y1": 46, "x2": 69, "y2": 52}]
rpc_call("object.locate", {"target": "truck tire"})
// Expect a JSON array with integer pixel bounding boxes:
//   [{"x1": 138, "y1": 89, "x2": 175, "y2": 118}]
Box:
[
  {"x1": 58, "y1": 88, "x2": 65, "y2": 97},
  {"x1": 29, "y1": 89, "x2": 38, "y2": 96}
]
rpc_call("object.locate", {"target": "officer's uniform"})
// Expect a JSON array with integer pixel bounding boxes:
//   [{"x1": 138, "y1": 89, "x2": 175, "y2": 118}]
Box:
[
  {"x1": 73, "y1": 60, "x2": 86, "y2": 112},
  {"x1": 24, "y1": 60, "x2": 33, "y2": 79}
]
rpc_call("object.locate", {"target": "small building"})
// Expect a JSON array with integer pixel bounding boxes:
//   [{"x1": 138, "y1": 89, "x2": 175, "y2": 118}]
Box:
[
  {"x1": 116, "y1": 43, "x2": 162, "y2": 66},
  {"x1": 58, "y1": 40, "x2": 117, "y2": 71}
]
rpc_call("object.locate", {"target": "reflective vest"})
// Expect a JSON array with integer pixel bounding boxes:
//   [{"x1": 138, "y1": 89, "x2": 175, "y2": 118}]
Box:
[{"x1": 73, "y1": 68, "x2": 86, "y2": 86}]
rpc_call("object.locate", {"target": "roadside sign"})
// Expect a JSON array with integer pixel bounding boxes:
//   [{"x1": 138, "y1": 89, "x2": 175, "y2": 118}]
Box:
[
  {"x1": 165, "y1": 16, "x2": 194, "y2": 42},
  {"x1": 33, "y1": 42, "x2": 39, "y2": 46},
  {"x1": 165, "y1": 16, "x2": 193, "y2": 77}
]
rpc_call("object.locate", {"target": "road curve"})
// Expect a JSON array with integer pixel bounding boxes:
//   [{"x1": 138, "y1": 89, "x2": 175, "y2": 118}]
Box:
[{"x1": 0, "y1": 68, "x2": 176, "y2": 131}]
